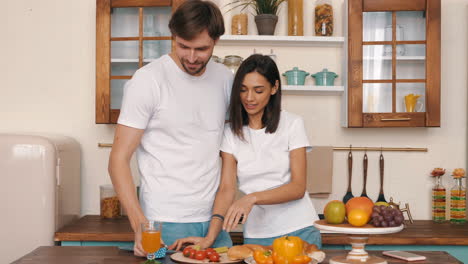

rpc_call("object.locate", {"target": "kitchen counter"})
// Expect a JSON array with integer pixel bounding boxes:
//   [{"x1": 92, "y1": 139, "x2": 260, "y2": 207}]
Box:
[
  {"x1": 55, "y1": 215, "x2": 468, "y2": 245},
  {"x1": 12, "y1": 246, "x2": 463, "y2": 264}
]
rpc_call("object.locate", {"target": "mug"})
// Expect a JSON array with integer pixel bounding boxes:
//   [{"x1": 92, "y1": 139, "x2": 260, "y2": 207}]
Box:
[{"x1": 404, "y1": 94, "x2": 423, "y2": 112}]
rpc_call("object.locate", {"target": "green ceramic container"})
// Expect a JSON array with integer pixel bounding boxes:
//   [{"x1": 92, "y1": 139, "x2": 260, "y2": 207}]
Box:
[
  {"x1": 282, "y1": 67, "x2": 309, "y2": 85},
  {"x1": 311, "y1": 68, "x2": 338, "y2": 86}
]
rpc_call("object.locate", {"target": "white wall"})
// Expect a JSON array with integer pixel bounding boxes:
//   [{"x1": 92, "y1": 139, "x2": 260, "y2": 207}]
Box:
[{"x1": 1, "y1": 0, "x2": 467, "y2": 220}]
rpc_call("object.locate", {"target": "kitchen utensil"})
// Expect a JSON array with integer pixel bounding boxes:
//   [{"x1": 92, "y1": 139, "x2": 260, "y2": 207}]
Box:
[
  {"x1": 376, "y1": 151, "x2": 387, "y2": 202},
  {"x1": 360, "y1": 151, "x2": 369, "y2": 198},
  {"x1": 311, "y1": 68, "x2": 338, "y2": 86},
  {"x1": 282, "y1": 67, "x2": 309, "y2": 85},
  {"x1": 342, "y1": 146, "x2": 354, "y2": 203}
]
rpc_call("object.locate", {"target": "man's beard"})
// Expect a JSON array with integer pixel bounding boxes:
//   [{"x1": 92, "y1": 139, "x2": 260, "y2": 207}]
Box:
[{"x1": 180, "y1": 56, "x2": 211, "y2": 76}]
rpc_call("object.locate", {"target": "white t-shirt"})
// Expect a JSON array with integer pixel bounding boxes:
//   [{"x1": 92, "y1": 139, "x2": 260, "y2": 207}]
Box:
[
  {"x1": 118, "y1": 55, "x2": 233, "y2": 222},
  {"x1": 221, "y1": 111, "x2": 319, "y2": 238}
]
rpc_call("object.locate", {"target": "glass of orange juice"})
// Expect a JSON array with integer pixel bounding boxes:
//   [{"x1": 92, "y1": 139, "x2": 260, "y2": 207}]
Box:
[{"x1": 141, "y1": 220, "x2": 162, "y2": 261}]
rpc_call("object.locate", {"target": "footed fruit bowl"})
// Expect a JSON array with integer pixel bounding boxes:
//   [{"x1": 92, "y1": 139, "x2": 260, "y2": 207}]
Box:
[{"x1": 314, "y1": 220, "x2": 404, "y2": 264}]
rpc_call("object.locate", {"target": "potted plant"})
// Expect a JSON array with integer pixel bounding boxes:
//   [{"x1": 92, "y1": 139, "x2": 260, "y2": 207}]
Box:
[{"x1": 227, "y1": 0, "x2": 286, "y2": 35}]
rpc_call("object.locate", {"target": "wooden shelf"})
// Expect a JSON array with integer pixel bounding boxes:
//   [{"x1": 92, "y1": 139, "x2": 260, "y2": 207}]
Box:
[
  {"x1": 282, "y1": 85, "x2": 344, "y2": 95},
  {"x1": 219, "y1": 35, "x2": 345, "y2": 47}
]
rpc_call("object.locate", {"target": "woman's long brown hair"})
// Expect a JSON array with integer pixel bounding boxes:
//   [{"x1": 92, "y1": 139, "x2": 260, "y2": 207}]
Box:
[{"x1": 229, "y1": 54, "x2": 282, "y2": 140}]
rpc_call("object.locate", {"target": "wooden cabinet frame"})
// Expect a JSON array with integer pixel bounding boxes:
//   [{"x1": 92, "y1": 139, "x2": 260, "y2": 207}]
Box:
[
  {"x1": 96, "y1": 0, "x2": 183, "y2": 124},
  {"x1": 347, "y1": 0, "x2": 441, "y2": 128}
]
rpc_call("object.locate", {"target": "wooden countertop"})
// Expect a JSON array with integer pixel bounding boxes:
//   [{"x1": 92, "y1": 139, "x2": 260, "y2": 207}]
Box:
[
  {"x1": 55, "y1": 215, "x2": 468, "y2": 245},
  {"x1": 12, "y1": 246, "x2": 463, "y2": 264}
]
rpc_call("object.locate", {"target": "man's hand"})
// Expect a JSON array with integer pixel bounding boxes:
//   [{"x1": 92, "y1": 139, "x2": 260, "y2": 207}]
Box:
[
  {"x1": 134, "y1": 229, "x2": 146, "y2": 257},
  {"x1": 168, "y1": 237, "x2": 213, "y2": 251}
]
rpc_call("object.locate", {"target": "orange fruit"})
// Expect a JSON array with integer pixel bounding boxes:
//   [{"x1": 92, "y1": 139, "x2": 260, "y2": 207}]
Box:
[
  {"x1": 345, "y1": 197, "x2": 374, "y2": 218},
  {"x1": 347, "y1": 209, "x2": 370, "y2": 227},
  {"x1": 324, "y1": 200, "x2": 346, "y2": 224}
]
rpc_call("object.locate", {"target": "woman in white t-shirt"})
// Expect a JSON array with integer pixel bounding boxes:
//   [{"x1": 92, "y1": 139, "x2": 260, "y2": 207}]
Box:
[{"x1": 171, "y1": 54, "x2": 321, "y2": 249}]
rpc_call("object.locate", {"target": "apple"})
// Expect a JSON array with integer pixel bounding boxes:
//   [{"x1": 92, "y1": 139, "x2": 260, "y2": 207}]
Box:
[{"x1": 324, "y1": 200, "x2": 346, "y2": 224}]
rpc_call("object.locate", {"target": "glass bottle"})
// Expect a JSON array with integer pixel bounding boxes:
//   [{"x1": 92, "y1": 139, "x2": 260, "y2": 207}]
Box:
[
  {"x1": 432, "y1": 175, "x2": 446, "y2": 222},
  {"x1": 450, "y1": 177, "x2": 466, "y2": 224},
  {"x1": 288, "y1": 0, "x2": 303, "y2": 36}
]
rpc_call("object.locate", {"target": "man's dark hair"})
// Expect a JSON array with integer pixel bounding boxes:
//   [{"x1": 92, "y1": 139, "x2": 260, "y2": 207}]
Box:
[
  {"x1": 169, "y1": 0, "x2": 225, "y2": 40},
  {"x1": 229, "y1": 54, "x2": 282, "y2": 140}
]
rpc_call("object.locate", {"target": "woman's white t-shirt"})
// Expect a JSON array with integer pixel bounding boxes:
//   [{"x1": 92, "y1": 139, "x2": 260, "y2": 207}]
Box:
[{"x1": 220, "y1": 111, "x2": 319, "y2": 238}]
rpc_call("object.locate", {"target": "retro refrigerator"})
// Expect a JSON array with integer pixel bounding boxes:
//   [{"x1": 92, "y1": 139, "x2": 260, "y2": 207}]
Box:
[{"x1": 0, "y1": 134, "x2": 81, "y2": 263}]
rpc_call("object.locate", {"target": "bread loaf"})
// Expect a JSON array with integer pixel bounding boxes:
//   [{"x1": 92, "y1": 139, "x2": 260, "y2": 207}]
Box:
[
  {"x1": 303, "y1": 241, "x2": 319, "y2": 254},
  {"x1": 227, "y1": 244, "x2": 268, "y2": 260}
]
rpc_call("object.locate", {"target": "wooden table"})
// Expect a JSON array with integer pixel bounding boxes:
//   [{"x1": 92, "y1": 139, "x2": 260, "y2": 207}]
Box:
[
  {"x1": 12, "y1": 246, "x2": 463, "y2": 264},
  {"x1": 55, "y1": 215, "x2": 468, "y2": 245},
  {"x1": 54, "y1": 215, "x2": 468, "y2": 262}
]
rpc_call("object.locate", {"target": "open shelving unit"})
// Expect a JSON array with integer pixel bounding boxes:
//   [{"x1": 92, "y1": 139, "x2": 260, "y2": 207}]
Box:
[
  {"x1": 283, "y1": 85, "x2": 344, "y2": 95},
  {"x1": 219, "y1": 35, "x2": 345, "y2": 47}
]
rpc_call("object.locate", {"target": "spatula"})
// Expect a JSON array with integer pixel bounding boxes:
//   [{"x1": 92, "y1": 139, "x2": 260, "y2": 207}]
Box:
[
  {"x1": 342, "y1": 146, "x2": 354, "y2": 203},
  {"x1": 376, "y1": 152, "x2": 387, "y2": 202},
  {"x1": 360, "y1": 151, "x2": 369, "y2": 199}
]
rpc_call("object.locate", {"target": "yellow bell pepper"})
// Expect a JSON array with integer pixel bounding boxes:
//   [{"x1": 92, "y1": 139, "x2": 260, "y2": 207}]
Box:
[{"x1": 272, "y1": 236, "x2": 304, "y2": 264}]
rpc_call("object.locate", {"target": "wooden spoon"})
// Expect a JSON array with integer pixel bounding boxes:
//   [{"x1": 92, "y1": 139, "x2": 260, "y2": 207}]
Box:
[
  {"x1": 376, "y1": 152, "x2": 387, "y2": 202},
  {"x1": 342, "y1": 147, "x2": 354, "y2": 203},
  {"x1": 360, "y1": 152, "x2": 369, "y2": 199}
]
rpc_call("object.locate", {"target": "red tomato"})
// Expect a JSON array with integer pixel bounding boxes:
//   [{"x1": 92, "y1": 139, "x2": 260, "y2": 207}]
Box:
[
  {"x1": 209, "y1": 253, "x2": 220, "y2": 262},
  {"x1": 189, "y1": 249, "x2": 197, "y2": 259},
  {"x1": 195, "y1": 250, "x2": 207, "y2": 260},
  {"x1": 206, "y1": 248, "x2": 215, "y2": 256},
  {"x1": 183, "y1": 247, "x2": 192, "y2": 257}
]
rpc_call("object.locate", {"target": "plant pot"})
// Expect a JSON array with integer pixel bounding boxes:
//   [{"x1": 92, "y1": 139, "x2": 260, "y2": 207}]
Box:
[{"x1": 255, "y1": 14, "x2": 278, "y2": 35}]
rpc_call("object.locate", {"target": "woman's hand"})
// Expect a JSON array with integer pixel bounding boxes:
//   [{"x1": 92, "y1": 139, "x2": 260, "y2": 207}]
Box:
[
  {"x1": 169, "y1": 237, "x2": 213, "y2": 251},
  {"x1": 223, "y1": 194, "x2": 256, "y2": 232}
]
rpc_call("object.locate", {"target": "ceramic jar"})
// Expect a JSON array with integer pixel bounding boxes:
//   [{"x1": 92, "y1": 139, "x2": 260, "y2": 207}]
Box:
[
  {"x1": 311, "y1": 68, "x2": 338, "y2": 86},
  {"x1": 283, "y1": 67, "x2": 309, "y2": 85}
]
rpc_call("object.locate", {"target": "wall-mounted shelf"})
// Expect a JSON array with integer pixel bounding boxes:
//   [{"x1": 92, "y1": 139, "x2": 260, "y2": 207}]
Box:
[
  {"x1": 282, "y1": 85, "x2": 344, "y2": 95},
  {"x1": 219, "y1": 35, "x2": 345, "y2": 47}
]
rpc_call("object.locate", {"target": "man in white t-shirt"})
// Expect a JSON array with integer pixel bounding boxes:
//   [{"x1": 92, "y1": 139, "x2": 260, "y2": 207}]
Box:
[{"x1": 108, "y1": 0, "x2": 233, "y2": 257}]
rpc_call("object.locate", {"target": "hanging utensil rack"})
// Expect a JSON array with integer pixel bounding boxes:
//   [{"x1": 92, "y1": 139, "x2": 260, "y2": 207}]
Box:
[{"x1": 333, "y1": 147, "x2": 427, "y2": 152}]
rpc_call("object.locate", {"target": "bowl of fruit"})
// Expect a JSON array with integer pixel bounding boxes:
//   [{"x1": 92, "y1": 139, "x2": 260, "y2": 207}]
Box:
[{"x1": 314, "y1": 197, "x2": 405, "y2": 264}]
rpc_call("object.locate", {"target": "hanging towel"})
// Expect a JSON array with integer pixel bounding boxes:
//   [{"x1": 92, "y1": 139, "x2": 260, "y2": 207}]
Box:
[{"x1": 307, "y1": 146, "x2": 334, "y2": 198}]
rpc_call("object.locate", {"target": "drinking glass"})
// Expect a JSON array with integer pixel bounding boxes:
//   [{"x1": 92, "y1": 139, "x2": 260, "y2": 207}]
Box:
[{"x1": 141, "y1": 221, "x2": 162, "y2": 261}]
